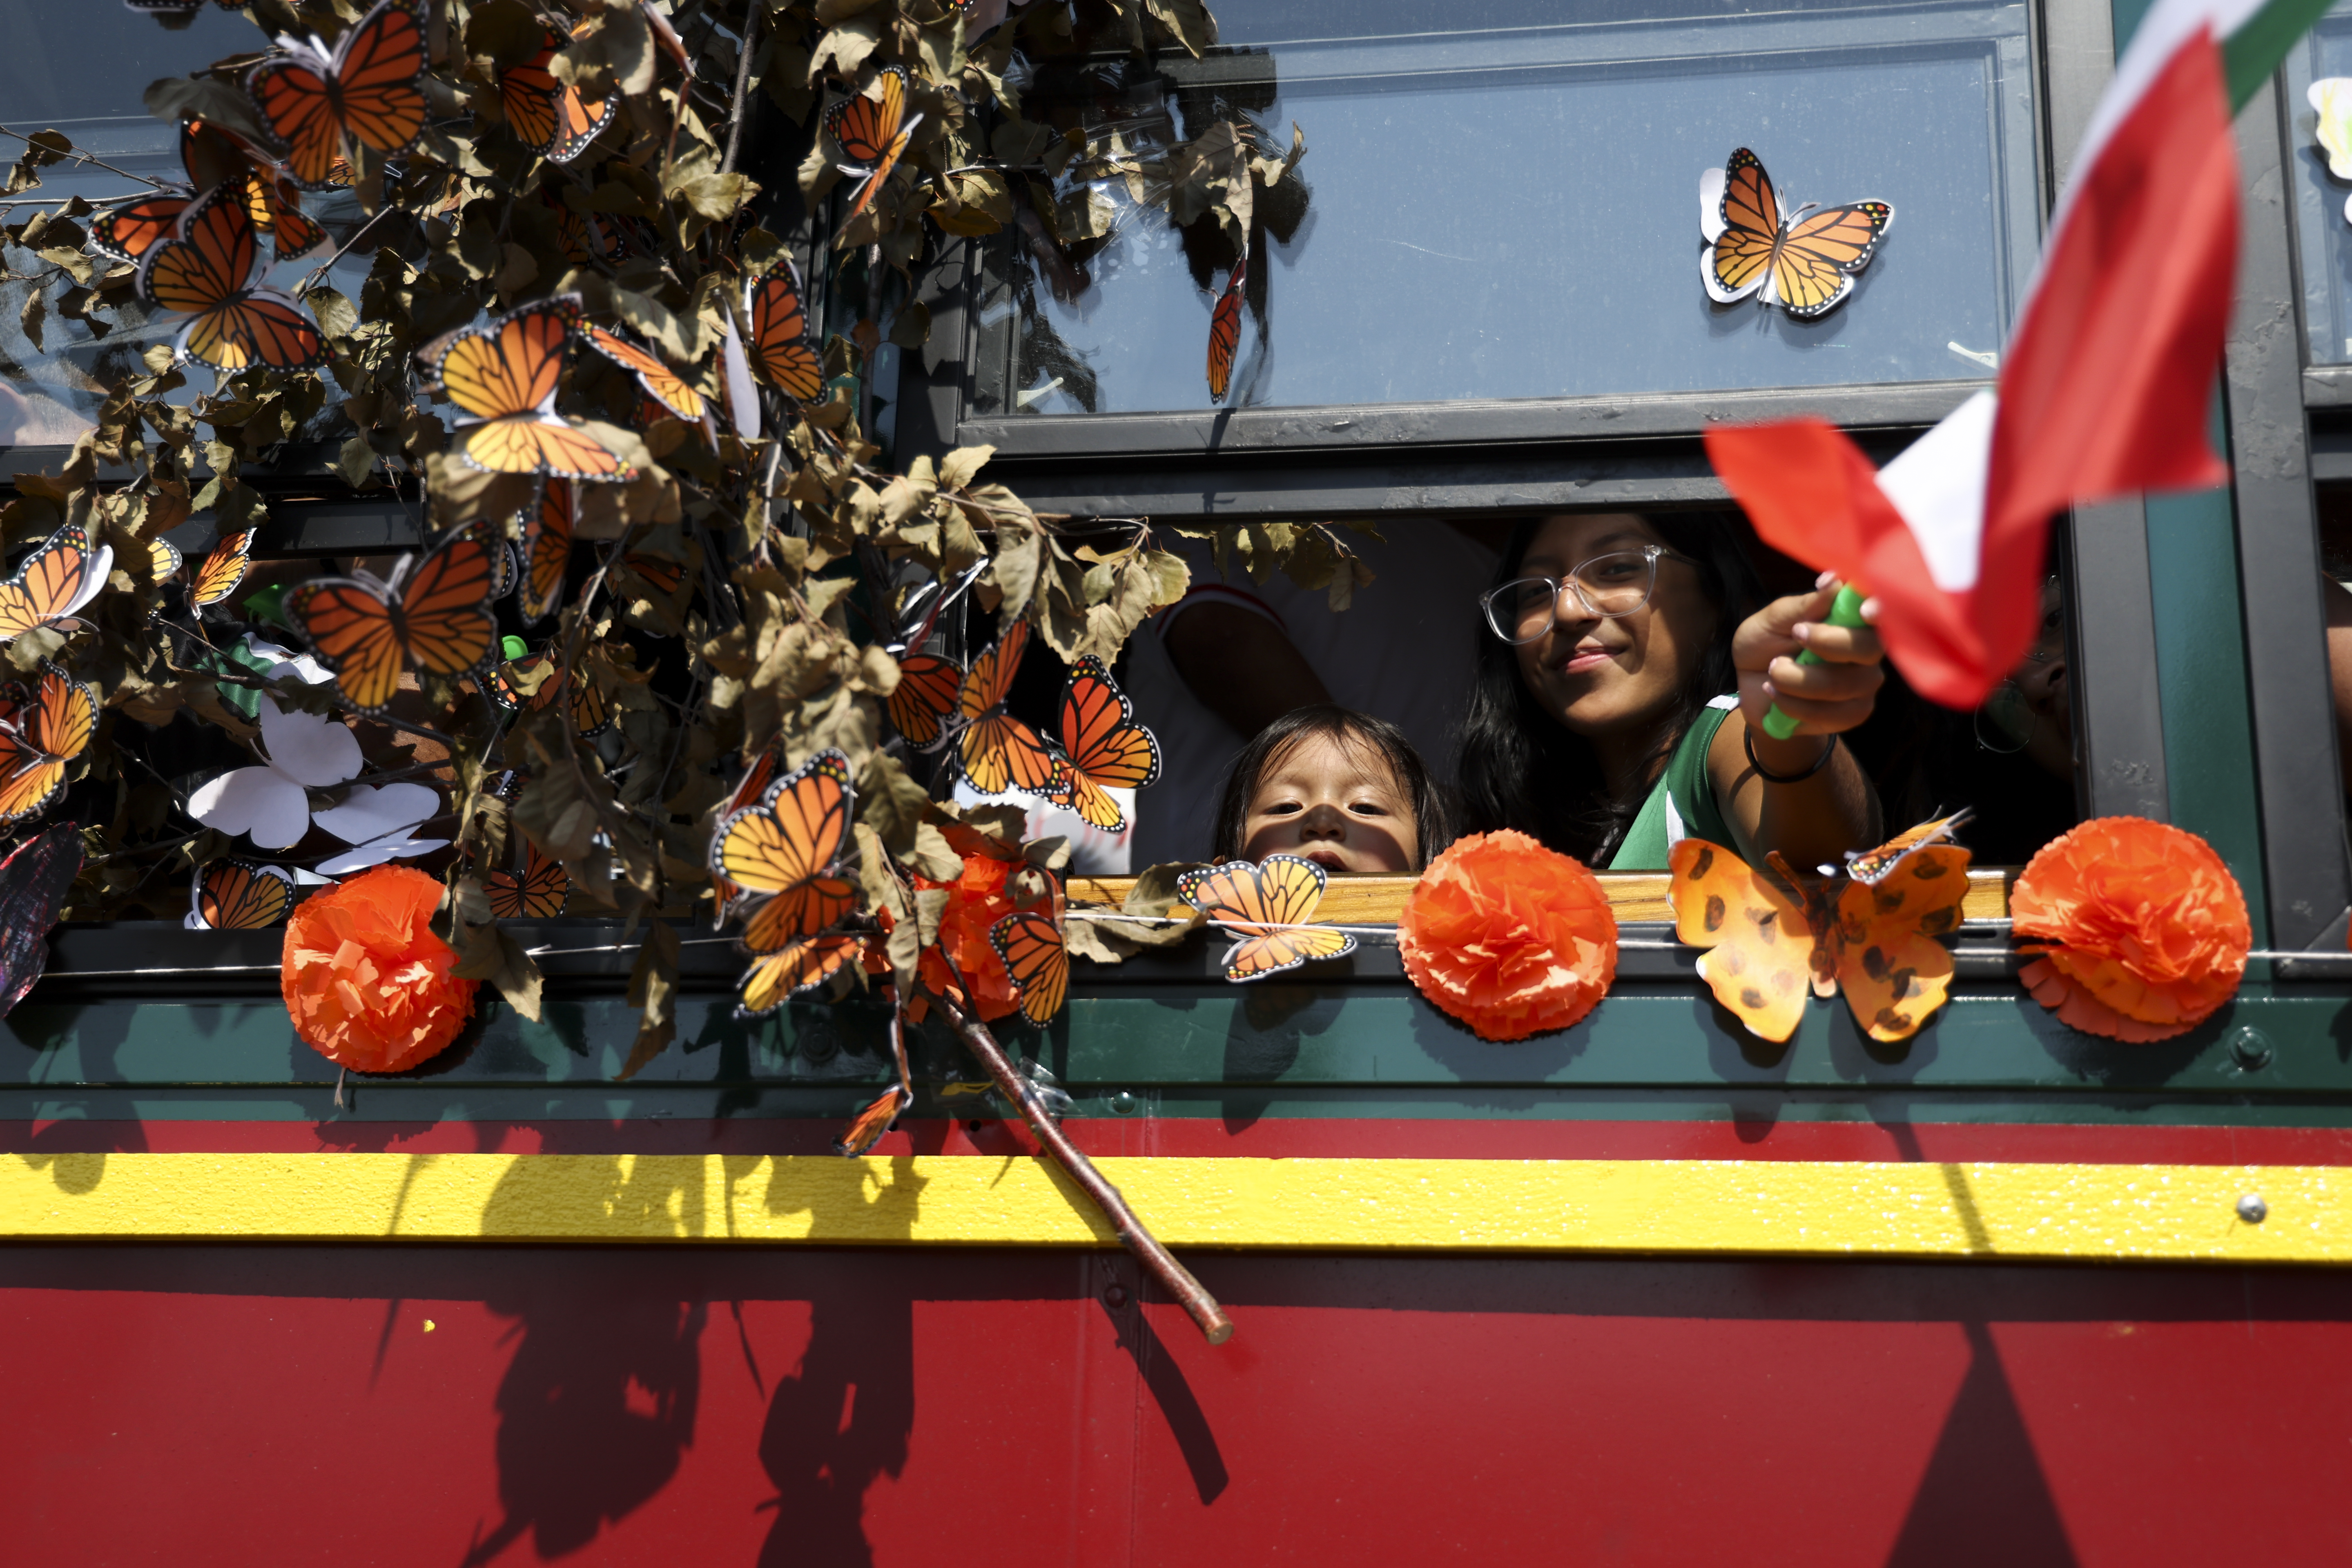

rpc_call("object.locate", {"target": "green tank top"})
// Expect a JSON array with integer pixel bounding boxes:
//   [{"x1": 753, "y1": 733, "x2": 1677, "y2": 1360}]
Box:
[{"x1": 1605, "y1": 697, "x2": 1739, "y2": 871}]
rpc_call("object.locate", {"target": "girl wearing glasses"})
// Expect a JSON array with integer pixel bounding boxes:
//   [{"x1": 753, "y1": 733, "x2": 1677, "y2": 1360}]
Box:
[{"x1": 1456, "y1": 512, "x2": 1886, "y2": 870}]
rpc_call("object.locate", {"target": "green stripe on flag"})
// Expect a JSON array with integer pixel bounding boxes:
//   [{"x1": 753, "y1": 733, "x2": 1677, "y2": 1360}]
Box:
[{"x1": 2225, "y1": 0, "x2": 2337, "y2": 109}]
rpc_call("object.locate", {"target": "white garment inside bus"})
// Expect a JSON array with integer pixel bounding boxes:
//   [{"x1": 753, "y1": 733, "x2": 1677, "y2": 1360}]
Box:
[{"x1": 1124, "y1": 525, "x2": 1498, "y2": 869}]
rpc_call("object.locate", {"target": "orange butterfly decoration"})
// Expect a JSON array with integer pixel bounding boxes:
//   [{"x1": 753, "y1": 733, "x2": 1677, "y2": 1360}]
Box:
[
  {"x1": 245, "y1": 0, "x2": 430, "y2": 190},
  {"x1": 887, "y1": 652, "x2": 961, "y2": 746},
  {"x1": 486, "y1": 841, "x2": 571, "y2": 920},
  {"x1": 0, "y1": 663, "x2": 97, "y2": 825},
  {"x1": 709, "y1": 744, "x2": 780, "y2": 910},
  {"x1": 826, "y1": 65, "x2": 922, "y2": 223},
  {"x1": 1043, "y1": 657, "x2": 1159, "y2": 833},
  {"x1": 1668, "y1": 815, "x2": 1972, "y2": 1045},
  {"x1": 488, "y1": 648, "x2": 611, "y2": 738},
  {"x1": 0, "y1": 523, "x2": 113, "y2": 645},
  {"x1": 835, "y1": 1086, "x2": 907, "y2": 1157},
  {"x1": 1178, "y1": 854, "x2": 1355, "y2": 981},
  {"x1": 418, "y1": 294, "x2": 632, "y2": 481},
  {"x1": 189, "y1": 860, "x2": 296, "y2": 930},
  {"x1": 1702, "y1": 148, "x2": 1894, "y2": 319},
  {"x1": 745, "y1": 262, "x2": 823, "y2": 402},
  {"x1": 990, "y1": 871, "x2": 1069, "y2": 1026},
  {"x1": 90, "y1": 121, "x2": 325, "y2": 267},
  {"x1": 617, "y1": 548, "x2": 690, "y2": 602},
  {"x1": 499, "y1": 27, "x2": 616, "y2": 165},
  {"x1": 547, "y1": 191, "x2": 636, "y2": 267},
  {"x1": 581, "y1": 324, "x2": 709, "y2": 426},
  {"x1": 286, "y1": 521, "x2": 503, "y2": 714},
  {"x1": 136, "y1": 183, "x2": 328, "y2": 372},
  {"x1": 1208, "y1": 251, "x2": 1246, "y2": 401},
  {"x1": 515, "y1": 480, "x2": 572, "y2": 623},
  {"x1": 950, "y1": 619, "x2": 1062, "y2": 796},
  {"x1": 187, "y1": 529, "x2": 254, "y2": 613},
  {"x1": 147, "y1": 538, "x2": 183, "y2": 586},
  {"x1": 711, "y1": 748, "x2": 863, "y2": 1016}
]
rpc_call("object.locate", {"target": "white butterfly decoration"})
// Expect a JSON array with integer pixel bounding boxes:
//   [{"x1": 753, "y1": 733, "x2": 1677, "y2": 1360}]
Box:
[
  {"x1": 2312, "y1": 78, "x2": 2352, "y2": 221},
  {"x1": 187, "y1": 661, "x2": 448, "y2": 869}
]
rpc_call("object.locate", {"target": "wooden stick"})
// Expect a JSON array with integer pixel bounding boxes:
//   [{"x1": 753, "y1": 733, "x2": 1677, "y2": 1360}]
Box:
[{"x1": 936, "y1": 993, "x2": 1234, "y2": 1345}]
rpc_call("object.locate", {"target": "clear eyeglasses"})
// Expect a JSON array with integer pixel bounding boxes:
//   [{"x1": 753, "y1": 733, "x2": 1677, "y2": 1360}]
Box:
[{"x1": 1479, "y1": 544, "x2": 1688, "y2": 645}]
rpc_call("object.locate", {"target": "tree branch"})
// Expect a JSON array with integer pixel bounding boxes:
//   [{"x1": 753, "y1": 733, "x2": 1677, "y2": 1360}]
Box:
[{"x1": 935, "y1": 990, "x2": 1234, "y2": 1345}]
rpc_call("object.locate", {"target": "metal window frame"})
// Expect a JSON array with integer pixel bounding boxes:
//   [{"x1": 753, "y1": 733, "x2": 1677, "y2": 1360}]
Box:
[
  {"x1": 2249, "y1": 51, "x2": 2352, "y2": 962},
  {"x1": 895, "y1": 0, "x2": 2189, "y2": 836}
]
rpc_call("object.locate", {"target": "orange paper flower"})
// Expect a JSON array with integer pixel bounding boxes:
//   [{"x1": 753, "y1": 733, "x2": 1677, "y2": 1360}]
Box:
[
  {"x1": 281, "y1": 865, "x2": 479, "y2": 1073},
  {"x1": 2011, "y1": 816, "x2": 2249, "y2": 1043},
  {"x1": 915, "y1": 850, "x2": 1023, "y2": 1023},
  {"x1": 1398, "y1": 830, "x2": 1619, "y2": 1041}
]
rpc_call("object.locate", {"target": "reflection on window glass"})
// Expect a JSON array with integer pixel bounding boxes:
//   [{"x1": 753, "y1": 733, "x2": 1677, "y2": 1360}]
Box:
[
  {"x1": 2289, "y1": 6, "x2": 2352, "y2": 364},
  {"x1": 0, "y1": 3, "x2": 367, "y2": 448},
  {"x1": 976, "y1": 0, "x2": 2039, "y2": 416}
]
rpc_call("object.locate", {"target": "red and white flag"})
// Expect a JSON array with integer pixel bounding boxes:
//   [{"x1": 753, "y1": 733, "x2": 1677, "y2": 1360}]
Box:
[{"x1": 1708, "y1": 0, "x2": 2327, "y2": 708}]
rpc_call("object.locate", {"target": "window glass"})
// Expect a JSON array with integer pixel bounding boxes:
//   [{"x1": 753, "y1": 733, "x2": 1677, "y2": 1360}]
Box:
[
  {"x1": 2289, "y1": 5, "x2": 2352, "y2": 365},
  {"x1": 0, "y1": 3, "x2": 366, "y2": 447},
  {"x1": 974, "y1": 0, "x2": 2039, "y2": 417}
]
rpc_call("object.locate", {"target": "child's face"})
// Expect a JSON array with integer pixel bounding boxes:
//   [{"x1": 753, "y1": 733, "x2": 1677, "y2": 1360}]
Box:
[{"x1": 1240, "y1": 733, "x2": 1418, "y2": 874}]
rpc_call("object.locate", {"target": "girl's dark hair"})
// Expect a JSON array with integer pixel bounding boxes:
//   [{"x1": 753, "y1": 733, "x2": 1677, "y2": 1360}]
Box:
[
  {"x1": 1454, "y1": 513, "x2": 1764, "y2": 864},
  {"x1": 1210, "y1": 705, "x2": 1452, "y2": 869}
]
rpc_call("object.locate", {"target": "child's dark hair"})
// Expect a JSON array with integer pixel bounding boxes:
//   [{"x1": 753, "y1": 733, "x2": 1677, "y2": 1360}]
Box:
[{"x1": 1209, "y1": 705, "x2": 1452, "y2": 868}]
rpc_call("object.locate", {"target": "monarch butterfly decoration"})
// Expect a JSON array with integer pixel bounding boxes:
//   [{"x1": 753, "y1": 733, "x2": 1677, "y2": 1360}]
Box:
[
  {"x1": 1043, "y1": 657, "x2": 1160, "y2": 833},
  {"x1": 417, "y1": 295, "x2": 633, "y2": 481},
  {"x1": 581, "y1": 324, "x2": 710, "y2": 427},
  {"x1": 1177, "y1": 854, "x2": 1357, "y2": 982},
  {"x1": 89, "y1": 120, "x2": 325, "y2": 267},
  {"x1": 711, "y1": 747, "x2": 864, "y2": 1016},
  {"x1": 826, "y1": 65, "x2": 923, "y2": 224},
  {"x1": 488, "y1": 648, "x2": 612, "y2": 739},
  {"x1": 285, "y1": 520, "x2": 504, "y2": 714},
  {"x1": 245, "y1": 0, "x2": 430, "y2": 190},
  {"x1": 1701, "y1": 149, "x2": 1894, "y2": 319},
  {"x1": 136, "y1": 183, "x2": 329, "y2": 373},
  {"x1": 835, "y1": 1085, "x2": 907, "y2": 1158},
  {"x1": 744, "y1": 262, "x2": 823, "y2": 403},
  {"x1": 951, "y1": 619, "x2": 1063, "y2": 797},
  {"x1": 499, "y1": 28, "x2": 617, "y2": 165},
  {"x1": 709, "y1": 743, "x2": 781, "y2": 911},
  {"x1": 187, "y1": 528, "x2": 254, "y2": 614},
  {"x1": 548, "y1": 192, "x2": 637, "y2": 268},
  {"x1": 188, "y1": 859, "x2": 296, "y2": 930},
  {"x1": 1207, "y1": 250, "x2": 1247, "y2": 402},
  {"x1": 147, "y1": 538, "x2": 183, "y2": 587},
  {"x1": 0, "y1": 662, "x2": 98, "y2": 826},
  {"x1": 0, "y1": 523, "x2": 113, "y2": 645},
  {"x1": 989, "y1": 873, "x2": 1070, "y2": 1027},
  {"x1": 516, "y1": 480, "x2": 573, "y2": 623},
  {"x1": 886, "y1": 651, "x2": 961, "y2": 747},
  {"x1": 615, "y1": 545, "x2": 691, "y2": 603},
  {"x1": 485, "y1": 841, "x2": 571, "y2": 920},
  {"x1": 1668, "y1": 814, "x2": 1972, "y2": 1045}
]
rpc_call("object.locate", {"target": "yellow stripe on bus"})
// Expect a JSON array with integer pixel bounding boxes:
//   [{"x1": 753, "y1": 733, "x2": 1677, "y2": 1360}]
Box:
[{"x1": 1, "y1": 1154, "x2": 2340, "y2": 1262}]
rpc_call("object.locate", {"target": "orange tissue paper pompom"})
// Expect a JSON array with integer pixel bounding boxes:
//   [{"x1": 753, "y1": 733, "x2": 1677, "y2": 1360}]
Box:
[
  {"x1": 916, "y1": 850, "x2": 1023, "y2": 1023},
  {"x1": 2010, "y1": 816, "x2": 2249, "y2": 1043},
  {"x1": 281, "y1": 864, "x2": 479, "y2": 1073},
  {"x1": 1398, "y1": 830, "x2": 1619, "y2": 1042}
]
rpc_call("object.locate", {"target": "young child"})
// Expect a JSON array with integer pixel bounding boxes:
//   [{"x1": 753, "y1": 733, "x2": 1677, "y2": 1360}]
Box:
[{"x1": 1209, "y1": 705, "x2": 1451, "y2": 873}]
